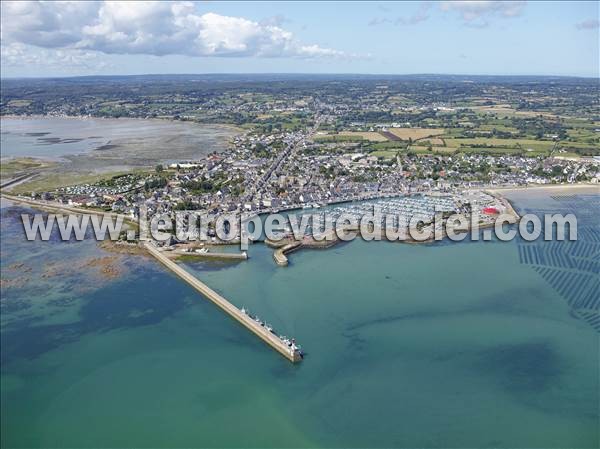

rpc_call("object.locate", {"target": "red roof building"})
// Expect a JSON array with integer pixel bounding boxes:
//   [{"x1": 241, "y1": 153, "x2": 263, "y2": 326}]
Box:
[{"x1": 483, "y1": 207, "x2": 500, "y2": 215}]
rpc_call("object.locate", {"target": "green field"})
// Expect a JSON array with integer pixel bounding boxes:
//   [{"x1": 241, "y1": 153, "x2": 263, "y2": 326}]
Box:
[
  {"x1": 314, "y1": 135, "x2": 364, "y2": 143},
  {"x1": 0, "y1": 158, "x2": 55, "y2": 181},
  {"x1": 445, "y1": 137, "x2": 553, "y2": 148}
]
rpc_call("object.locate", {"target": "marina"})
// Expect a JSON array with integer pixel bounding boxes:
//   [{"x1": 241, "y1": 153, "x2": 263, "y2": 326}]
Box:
[
  {"x1": 275, "y1": 192, "x2": 508, "y2": 239},
  {"x1": 266, "y1": 191, "x2": 518, "y2": 265}
]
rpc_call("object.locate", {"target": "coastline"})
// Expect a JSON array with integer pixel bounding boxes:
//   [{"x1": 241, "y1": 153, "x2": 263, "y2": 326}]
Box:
[
  {"x1": 0, "y1": 113, "x2": 246, "y2": 134},
  {"x1": 1, "y1": 115, "x2": 244, "y2": 193},
  {"x1": 5, "y1": 182, "x2": 594, "y2": 271},
  {"x1": 263, "y1": 180, "x2": 596, "y2": 266},
  {"x1": 267, "y1": 189, "x2": 524, "y2": 266},
  {"x1": 486, "y1": 183, "x2": 600, "y2": 195}
]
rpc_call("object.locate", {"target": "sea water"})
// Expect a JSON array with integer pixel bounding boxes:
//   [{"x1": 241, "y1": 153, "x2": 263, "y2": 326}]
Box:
[{"x1": 1, "y1": 192, "x2": 598, "y2": 448}]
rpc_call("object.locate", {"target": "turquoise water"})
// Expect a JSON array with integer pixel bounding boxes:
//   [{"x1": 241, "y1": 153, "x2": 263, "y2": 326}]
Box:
[{"x1": 1, "y1": 193, "x2": 598, "y2": 448}]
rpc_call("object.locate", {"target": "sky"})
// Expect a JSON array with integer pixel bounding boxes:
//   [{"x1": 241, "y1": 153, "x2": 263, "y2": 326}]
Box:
[{"x1": 0, "y1": 1, "x2": 598, "y2": 78}]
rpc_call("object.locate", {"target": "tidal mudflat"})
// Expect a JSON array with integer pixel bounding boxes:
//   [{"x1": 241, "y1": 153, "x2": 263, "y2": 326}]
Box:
[{"x1": 0, "y1": 116, "x2": 241, "y2": 190}]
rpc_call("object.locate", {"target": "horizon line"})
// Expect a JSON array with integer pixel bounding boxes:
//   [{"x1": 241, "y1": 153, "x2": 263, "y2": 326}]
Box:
[{"x1": 1, "y1": 72, "x2": 599, "y2": 81}]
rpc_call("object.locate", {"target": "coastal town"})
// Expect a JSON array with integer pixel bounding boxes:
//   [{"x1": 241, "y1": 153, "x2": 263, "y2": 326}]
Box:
[
  {"x1": 2, "y1": 1, "x2": 600, "y2": 446},
  {"x1": 4, "y1": 76, "x2": 599, "y2": 225},
  {"x1": 2, "y1": 75, "x2": 599, "y2": 364},
  {"x1": 9, "y1": 122, "x2": 599, "y2": 237}
]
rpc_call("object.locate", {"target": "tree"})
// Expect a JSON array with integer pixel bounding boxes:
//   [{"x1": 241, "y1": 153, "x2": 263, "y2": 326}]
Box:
[{"x1": 155, "y1": 164, "x2": 164, "y2": 173}]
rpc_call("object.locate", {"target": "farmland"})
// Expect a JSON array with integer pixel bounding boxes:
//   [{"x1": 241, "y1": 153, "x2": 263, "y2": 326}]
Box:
[
  {"x1": 314, "y1": 125, "x2": 589, "y2": 159},
  {"x1": 338, "y1": 131, "x2": 388, "y2": 142},
  {"x1": 386, "y1": 128, "x2": 446, "y2": 141},
  {"x1": 2, "y1": 74, "x2": 598, "y2": 163}
]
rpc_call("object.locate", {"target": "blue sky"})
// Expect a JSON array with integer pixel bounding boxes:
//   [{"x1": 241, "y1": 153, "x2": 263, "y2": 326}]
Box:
[{"x1": 1, "y1": 1, "x2": 598, "y2": 78}]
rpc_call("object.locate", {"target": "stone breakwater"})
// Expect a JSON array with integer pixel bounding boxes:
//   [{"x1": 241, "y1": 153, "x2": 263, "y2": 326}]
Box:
[{"x1": 144, "y1": 242, "x2": 302, "y2": 362}]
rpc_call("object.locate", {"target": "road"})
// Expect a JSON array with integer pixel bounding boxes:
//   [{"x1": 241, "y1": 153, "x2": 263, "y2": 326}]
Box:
[{"x1": 250, "y1": 114, "x2": 323, "y2": 200}]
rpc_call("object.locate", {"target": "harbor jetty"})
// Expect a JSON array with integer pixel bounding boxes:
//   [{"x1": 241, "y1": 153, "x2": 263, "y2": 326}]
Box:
[
  {"x1": 272, "y1": 242, "x2": 302, "y2": 266},
  {"x1": 144, "y1": 242, "x2": 302, "y2": 362},
  {"x1": 0, "y1": 193, "x2": 302, "y2": 363},
  {"x1": 170, "y1": 249, "x2": 248, "y2": 261},
  {"x1": 267, "y1": 225, "x2": 358, "y2": 266}
]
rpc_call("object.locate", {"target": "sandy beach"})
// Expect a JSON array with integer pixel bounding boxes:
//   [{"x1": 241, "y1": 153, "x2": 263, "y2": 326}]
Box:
[{"x1": 486, "y1": 183, "x2": 600, "y2": 195}]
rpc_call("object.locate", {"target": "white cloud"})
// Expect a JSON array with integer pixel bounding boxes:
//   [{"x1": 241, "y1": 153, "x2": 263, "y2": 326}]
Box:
[
  {"x1": 440, "y1": 1, "x2": 526, "y2": 26},
  {"x1": 0, "y1": 1, "x2": 348, "y2": 60},
  {"x1": 1, "y1": 42, "x2": 111, "y2": 74}
]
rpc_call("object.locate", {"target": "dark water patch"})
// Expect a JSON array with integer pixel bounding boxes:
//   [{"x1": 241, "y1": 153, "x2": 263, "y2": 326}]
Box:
[
  {"x1": 1, "y1": 206, "x2": 37, "y2": 221},
  {"x1": 3, "y1": 279, "x2": 61, "y2": 300},
  {"x1": 47, "y1": 296, "x2": 78, "y2": 308},
  {"x1": 0, "y1": 297, "x2": 32, "y2": 314},
  {"x1": 184, "y1": 258, "x2": 246, "y2": 273},
  {"x1": 1, "y1": 314, "x2": 45, "y2": 332},
  {"x1": 0, "y1": 269, "x2": 191, "y2": 366},
  {"x1": 346, "y1": 310, "x2": 433, "y2": 332},
  {"x1": 36, "y1": 137, "x2": 62, "y2": 145},
  {"x1": 191, "y1": 385, "x2": 254, "y2": 415},
  {"x1": 24, "y1": 132, "x2": 50, "y2": 137},
  {"x1": 78, "y1": 269, "x2": 190, "y2": 331},
  {"x1": 94, "y1": 143, "x2": 118, "y2": 151},
  {"x1": 346, "y1": 287, "x2": 551, "y2": 334},
  {"x1": 61, "y1": 138, "x2": 84, "y2": 144},
  {"x1": 339, "y1": 329, "x2": 369, "y2": 356},
  {"x1": 35, "y1": 137, "x2": 84, "y2": 145},
  {"x1": 476, "y1": 341, "x2": 563, "y2": 395}
]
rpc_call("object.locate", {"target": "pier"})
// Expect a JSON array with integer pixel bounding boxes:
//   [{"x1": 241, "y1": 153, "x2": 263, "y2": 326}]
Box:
[
  {"x1": 144, "y1": 243, "x2": 302, "y2": 362},
  {"x1": 171, "y1": 249, "x2": 248, "y2": 260},
  {"x1": 273, "y1": 242, "x2": 302, "y2": 266},
  {"x1": 0, "y1": 193, "x2": 302, "y2": 363},
  {"x1": 268, "y1": 225, "x2": 358, "y2": 266}
]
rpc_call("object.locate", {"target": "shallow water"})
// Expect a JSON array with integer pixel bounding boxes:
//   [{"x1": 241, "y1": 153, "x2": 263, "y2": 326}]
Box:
[{"x1": 1, "y1": 192, "x2": 598, "y2": 448}]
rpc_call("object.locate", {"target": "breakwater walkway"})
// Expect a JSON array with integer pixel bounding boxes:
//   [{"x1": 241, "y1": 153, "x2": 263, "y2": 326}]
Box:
[
  {"x1": 171, "y1": 250, "x2": 248, "y2": 260},
  {"x1": 144, "y1": 243, "x2": 302, "y2": 362},
  {"x1": 1, "y1": 193, "x2": 302, "y2": 362}
]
